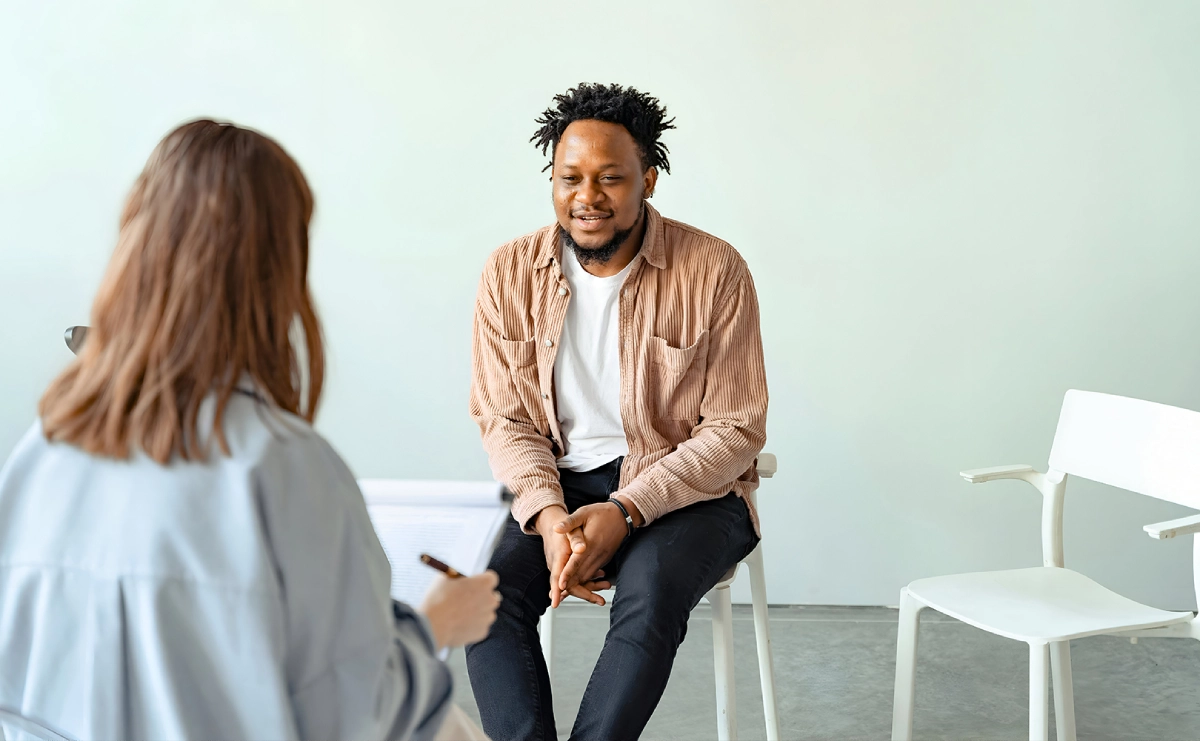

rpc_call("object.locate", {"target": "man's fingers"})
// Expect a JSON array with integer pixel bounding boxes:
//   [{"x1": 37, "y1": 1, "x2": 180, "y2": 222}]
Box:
[
  {"x1": 548, "y1": 556, "x2": 564, "y2": 608},
  {"x1": 581, "y1": 579, "x2": 611, "y2": 592},
  {"x1": 560, "y1": 554, "x2": 604, "y2": 592},
  {"x1": 566, "y1": 528, "x2": 587, "y2": 554},
  {"x1": 567, "y1": 584, "x2": 607, "y2": 606},
  {"x1": 553, "y1": 513, "x2": 584, "y2": 534},
  {"x1": 559, "y1": 552, "x2": 583, "y2": 591},
  {"x1": 559, "y1": 551, "x2": 602, "y2": 591}
]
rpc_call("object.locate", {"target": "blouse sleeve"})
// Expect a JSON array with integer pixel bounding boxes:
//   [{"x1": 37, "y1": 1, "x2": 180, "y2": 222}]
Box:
[{"x1": 256, "y1": 427, "x2": 453, "y2": 741}]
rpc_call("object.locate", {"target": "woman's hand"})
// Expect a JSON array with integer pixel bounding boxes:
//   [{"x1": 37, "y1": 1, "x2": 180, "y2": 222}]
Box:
[{"x1": 419, "y1": 571, "x2": 501, "y2": 649}]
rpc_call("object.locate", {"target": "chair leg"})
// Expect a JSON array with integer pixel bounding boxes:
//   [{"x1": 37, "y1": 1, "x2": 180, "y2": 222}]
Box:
[
  {"x1": 1030, "y1": 642, "x2": 1050, "y2": 741},
  {"x1": 1050, "y1": 640, "x2": 1076, "y2": 741},
  {"x1": 710, "y1": 585, "x2": 738, "y2": 741},
  {"x1": 747, "y1": 552, "x2": 781, "y2": 741},
  {"x1": 891, "y1": 588, "x2": 925, "y2": 741},
  {"x1": 539, "y1": 610, "x2": 554, "y2": 686}
]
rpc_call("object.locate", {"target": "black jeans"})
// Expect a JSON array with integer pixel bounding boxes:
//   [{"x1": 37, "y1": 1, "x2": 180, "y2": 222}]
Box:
[{"x1": 464, "y1": 458, "x2": 759, "y2": 741}]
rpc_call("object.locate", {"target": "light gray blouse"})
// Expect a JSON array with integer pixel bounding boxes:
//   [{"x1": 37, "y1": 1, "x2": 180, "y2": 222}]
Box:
[{"x1": 0, "y1": 390, "x2": 451, "y2": 740}]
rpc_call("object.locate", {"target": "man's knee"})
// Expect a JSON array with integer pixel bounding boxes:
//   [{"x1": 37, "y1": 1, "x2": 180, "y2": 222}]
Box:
[
  {"x1": 495, "y1": 577, "x2": 550, "y2": 627},
  {"x1": 609, "y1": 560, "x2": 701, "y2": 645},
  {"x1": 486, "y1": 528, "x2": 552, "y2": 627}
]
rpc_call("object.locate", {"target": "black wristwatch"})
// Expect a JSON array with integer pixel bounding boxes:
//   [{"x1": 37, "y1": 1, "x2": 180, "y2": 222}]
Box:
[{"x1": 608, "y1": 497, "x2": 636, "y2": 539}]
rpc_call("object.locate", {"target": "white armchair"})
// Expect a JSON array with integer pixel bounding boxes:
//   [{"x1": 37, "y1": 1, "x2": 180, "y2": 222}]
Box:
[{"x1": 891, "y1": 390, "x2": 1200, "y2": 741}]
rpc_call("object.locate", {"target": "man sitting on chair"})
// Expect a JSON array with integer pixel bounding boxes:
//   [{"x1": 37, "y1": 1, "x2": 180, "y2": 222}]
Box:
[{"x1": 466, "y1": 83, "x2": 769, "y2": 741}]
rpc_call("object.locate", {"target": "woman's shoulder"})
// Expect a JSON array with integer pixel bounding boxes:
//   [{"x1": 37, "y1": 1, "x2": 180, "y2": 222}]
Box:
[
  {"x1": 221, "y1": 390, "x2": 320, "y2": 445},
  {"x1": 221, "y1": 392, "x2": 358, "y2": 499}
]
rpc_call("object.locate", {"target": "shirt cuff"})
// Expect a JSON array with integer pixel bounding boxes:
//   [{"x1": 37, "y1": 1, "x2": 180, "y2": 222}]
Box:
[
  {"x1": 394, "y1": 600, "x2": 440, "y2": 654},
  {"x1": 511, "y1": 488, "x2": 567, "y2": 535},
  {"x1": 616, "y1": 477, "x2": 668, "y2": 527}
]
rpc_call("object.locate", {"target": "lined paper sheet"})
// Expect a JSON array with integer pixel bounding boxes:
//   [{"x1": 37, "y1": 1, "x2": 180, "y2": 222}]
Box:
[{"x1": 359, "y1": 479, "x2": 509, "y2": 607}]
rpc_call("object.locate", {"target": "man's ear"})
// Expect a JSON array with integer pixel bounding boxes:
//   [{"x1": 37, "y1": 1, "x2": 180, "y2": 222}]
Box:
[{"x1": 644, "y1": 166, "x2": 659, "y2": 199}]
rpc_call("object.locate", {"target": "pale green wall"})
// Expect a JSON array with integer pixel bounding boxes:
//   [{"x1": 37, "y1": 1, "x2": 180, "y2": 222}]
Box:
[{"x1": 2, "y1": 1, "x2": 1198, "y2": 606}]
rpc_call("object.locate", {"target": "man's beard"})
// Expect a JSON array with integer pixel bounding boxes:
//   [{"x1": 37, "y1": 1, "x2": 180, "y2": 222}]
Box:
[{"x1": 561, "y1": 204, "x2": 644, "y2": 267}]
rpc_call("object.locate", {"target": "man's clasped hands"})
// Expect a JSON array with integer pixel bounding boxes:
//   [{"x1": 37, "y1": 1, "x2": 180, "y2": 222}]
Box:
[{"x1": 533, "y1": 494, "x2": 647, "y2": 607}]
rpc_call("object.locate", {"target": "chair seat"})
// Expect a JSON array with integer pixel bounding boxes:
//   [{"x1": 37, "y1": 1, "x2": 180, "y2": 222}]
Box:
[
  {"x1": 712, "y1": 563, "x2": 740, "y2": 590},
  {"x1": 907, "y1": 566, "x2": 1194, "y2": 643}
]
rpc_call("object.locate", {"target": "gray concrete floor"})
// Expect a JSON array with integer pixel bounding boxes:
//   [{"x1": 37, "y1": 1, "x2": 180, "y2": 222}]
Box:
[{"x1": 446, "y1": 604, "x2": 1200, "y2": 741}]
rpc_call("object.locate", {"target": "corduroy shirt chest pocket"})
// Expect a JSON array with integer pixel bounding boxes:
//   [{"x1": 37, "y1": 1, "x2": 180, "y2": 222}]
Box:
[
  {"x1": 647, "y1": 329, "x2": 709, "y2": 422},
  {"x1": 498, "y1": 338, "x2": 549, "y2": 426}
]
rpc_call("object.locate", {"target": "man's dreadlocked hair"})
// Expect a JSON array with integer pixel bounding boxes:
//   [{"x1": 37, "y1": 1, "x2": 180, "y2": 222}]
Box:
[{"x1": 531, "y1": 83, "x2": 676, "y2": 174}]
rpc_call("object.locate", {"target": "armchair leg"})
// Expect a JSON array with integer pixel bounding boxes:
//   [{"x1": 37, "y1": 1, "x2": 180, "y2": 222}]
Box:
[
  {"x1": 1050, "y1": 640, "x2": 1076, "y2": 741},
  {"x1": 1030, "y1": 642, "x2": 1050, "y2": 741}
]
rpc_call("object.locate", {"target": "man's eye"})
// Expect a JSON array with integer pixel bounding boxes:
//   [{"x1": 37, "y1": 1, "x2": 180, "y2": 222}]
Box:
[{"x1": 602, "y1": 176, "x2": 621, "y2": 182}]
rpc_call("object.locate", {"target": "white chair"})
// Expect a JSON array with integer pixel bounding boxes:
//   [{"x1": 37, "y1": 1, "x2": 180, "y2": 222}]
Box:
[
  {"x1": 63, "y1": 326, "x2": 88, "y2": 355},
  {"x1": 891, "y1": 390, "x2": 1200, "y2": 741},
  {"x1": 539, "y1": 453, "x2": 781, "y2": 741}
]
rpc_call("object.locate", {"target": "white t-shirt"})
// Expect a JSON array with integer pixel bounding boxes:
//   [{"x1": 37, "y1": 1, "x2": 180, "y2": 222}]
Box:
[{"x1": 554, "y1": 251, "x2": 631, "y2": 472}]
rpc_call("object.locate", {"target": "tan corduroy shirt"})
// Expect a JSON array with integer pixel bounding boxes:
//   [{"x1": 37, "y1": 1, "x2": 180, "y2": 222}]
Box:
[{"x1": 470, "y1": 203, "x2": 768, "y2": 535}]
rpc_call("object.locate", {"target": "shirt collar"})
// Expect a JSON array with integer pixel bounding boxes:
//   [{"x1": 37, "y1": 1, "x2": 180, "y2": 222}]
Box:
[
  {"x1": 233, "y1": 374, "x2": 277, "y2": 407},
  {"x1": 534, "y1": 201, "x2": 666, "y2": 271}
]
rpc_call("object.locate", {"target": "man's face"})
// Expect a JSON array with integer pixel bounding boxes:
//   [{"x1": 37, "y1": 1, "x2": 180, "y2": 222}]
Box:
[{"x1": 552, "y1": 120, "x2": 657, "y2": 253}]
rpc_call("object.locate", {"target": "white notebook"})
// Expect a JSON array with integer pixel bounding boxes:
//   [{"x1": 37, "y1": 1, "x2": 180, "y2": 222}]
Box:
[{"x1": 358, "y1": 479, "x2": 510, "y2": 607}]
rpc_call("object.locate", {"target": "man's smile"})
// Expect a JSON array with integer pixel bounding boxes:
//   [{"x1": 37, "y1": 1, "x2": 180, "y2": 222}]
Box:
[{"x1": 572, "y1": 212, "x2": 612, "y2": 232}]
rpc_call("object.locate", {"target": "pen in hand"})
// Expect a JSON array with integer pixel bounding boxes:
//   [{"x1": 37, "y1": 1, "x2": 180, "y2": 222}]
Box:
[
  {"x1": 420, "y1": 553, "x2": 464, "y2": 579},
  {"x1": 417, "y1": 554, "x2": 501, "y2": 649}
]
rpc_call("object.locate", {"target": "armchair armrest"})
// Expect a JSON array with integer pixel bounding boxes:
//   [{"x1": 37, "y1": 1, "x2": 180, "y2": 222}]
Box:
[
  {"x1": 960, "y1": 464, "x2": 1035, "y2": 484},
  {"x1": 756, "y1": 453, "x2": 777, "y2": 479},
  {"x1": 1144, "y1": 513, "x2": 1200, "y2": 540}
]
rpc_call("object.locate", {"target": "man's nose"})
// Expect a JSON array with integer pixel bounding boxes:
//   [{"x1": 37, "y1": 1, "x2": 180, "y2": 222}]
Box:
[{"x1": 574, "y1": 179, "x2": 605, "y2": 207}]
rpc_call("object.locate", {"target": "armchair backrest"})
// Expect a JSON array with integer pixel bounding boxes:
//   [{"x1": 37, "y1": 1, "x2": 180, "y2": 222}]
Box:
[
  {"x1": 1049, "y1": 390, "x2": 1200, "y2": 510},
  {"x1": 64, "y1": 326, "x2": 88, "y2": 355}
]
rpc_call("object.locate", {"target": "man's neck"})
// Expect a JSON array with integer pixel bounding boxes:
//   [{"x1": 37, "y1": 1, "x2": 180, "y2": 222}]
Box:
[{"x1": 578, "y1": 211, "x2": 647, "y2": 278}]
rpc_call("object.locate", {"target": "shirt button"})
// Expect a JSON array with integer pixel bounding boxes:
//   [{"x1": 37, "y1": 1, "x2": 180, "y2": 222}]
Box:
[
  {"x1": 542, "y1": 393, "x2": 549, "y2": 399},
  {"x1": 544, "y1": 339, "x2": 553, "y2": 347},
  {"x1": 558, "y1": 287, "x2": 567, "y2": 296}
]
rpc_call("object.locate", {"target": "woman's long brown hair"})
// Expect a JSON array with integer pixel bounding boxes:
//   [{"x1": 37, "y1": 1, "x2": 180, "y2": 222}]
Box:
[{"x1": 40, "y1": 119, "x2": 325, "y2": 463}]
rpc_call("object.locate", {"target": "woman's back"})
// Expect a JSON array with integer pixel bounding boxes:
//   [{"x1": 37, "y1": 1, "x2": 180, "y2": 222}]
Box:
[
  {"x1": 0, "y1": 119, "x2": 502, "y2": 740},
  {"x1": 0, "y1": 388, "x2": 451, "y2": 740}
]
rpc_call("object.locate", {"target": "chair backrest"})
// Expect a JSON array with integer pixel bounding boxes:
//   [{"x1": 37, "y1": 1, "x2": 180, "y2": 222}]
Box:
[
  {"x1": 1048, "y1": 389, "x2": 1200, "y2": 509},
  {"x1": 0, "y1": 707, "x2": 74, "y2": 741},
  {"x1": 63, "y1": 326, "x2": 87, "y2": 355}
]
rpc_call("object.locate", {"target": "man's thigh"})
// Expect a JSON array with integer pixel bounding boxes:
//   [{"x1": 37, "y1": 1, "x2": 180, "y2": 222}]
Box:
[{"x1": 610, "y1": 493, "x2": 758, "y2": 614}]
